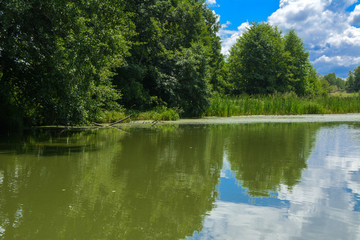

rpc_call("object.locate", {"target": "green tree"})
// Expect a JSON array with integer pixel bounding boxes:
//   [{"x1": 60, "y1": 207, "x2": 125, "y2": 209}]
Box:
[
  {"x1": 0, "y1": 0, "x2": 133, "y2": 126},
  {"x1": 320, "y1": 78, "x2": 331, "y2": 93},
  {"x1": 113, "y1": 0, "x2": 222, "y2": 116},
  {"x1": 227, "y1": 22, "x2": 290, "y2": 95},
  {"x1": 305, "y1": 65, "x2": 323, "y2": 96},
  {"x1": 353, "y1": 66, "x2": 360, "y2": 92},
  {"x1": 323, "y1": 73, "x2": 346, "y2": 91},
  {"x1": 346, "y1": 70, "x2": 355, "y2": 92},
  {"x1": 284, "y1": 29, "x2": 310, "y2": 95}
]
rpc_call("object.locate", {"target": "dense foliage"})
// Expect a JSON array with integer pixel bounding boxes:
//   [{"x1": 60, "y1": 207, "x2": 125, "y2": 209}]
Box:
[
  {"x1": 113, "y1": 0, "x2": 223, "y2": 117},
  {"x1": 322, "y1": 72, "x2": 346, "y2": 92},
  {"x1": 0, "y1": 0, "x2": 133, "y2": 128},
  {"x1": 347, "y1": 66, "x2": 360, "y2": 92},
  {"x1": 226, "y1": 23, "x2": 322, "y2": 96},
  {"x1": 1, "y1": 3, "x2": 358, "y2": 129},
  {"x1": 0, "y1": 0, "x2": 224, "y2": 129}
]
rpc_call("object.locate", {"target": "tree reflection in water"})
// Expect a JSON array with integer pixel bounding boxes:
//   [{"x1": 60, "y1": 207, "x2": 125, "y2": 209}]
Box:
[
  {"x1": 0, "y1": 126, "x2": 224, "y2": 240},
  {"x1": 0, "y1": 123, "x2": 320, "y2": 239},
  {"x1": 224, "y1": 123, "x2": 318, "y2": 197}
]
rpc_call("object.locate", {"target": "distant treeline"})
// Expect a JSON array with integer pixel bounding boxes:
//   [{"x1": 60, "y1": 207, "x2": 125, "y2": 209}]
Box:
[{"x1": 1, "y1": 1, "x2": 359, "y2": 129}]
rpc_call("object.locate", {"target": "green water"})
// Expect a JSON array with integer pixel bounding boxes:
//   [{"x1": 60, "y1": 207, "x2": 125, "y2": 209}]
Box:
[{"x1": 0, "y1": 123, "x2": 360, "y2": 239}]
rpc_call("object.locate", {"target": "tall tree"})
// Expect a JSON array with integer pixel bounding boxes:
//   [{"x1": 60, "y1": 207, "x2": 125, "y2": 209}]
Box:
[
  {"x1": 227, "y1": 23, "x2": 321, "y2": 96},
  {"x1": 0, "y1": 0, "x2": 133, "y2": 126},
  {"x1": 346, "y1": 70, "x2": 355, "y2": 92},
  {"x1": 227, "y1": 22, "x2": 291, "y2": 95},
  {"x1": 113, "y1": 0, "x2": 222, "y2": 117},
  {"x1": 305, "y1": 65, "x2": 323, "y2": 96},
  {"x1": 352, "y1": 66, "x2": 360, "y2": 92},
  {"x1": 323, "y1": 72, "x2": 346, "y2": 91},
  {"x1": 284, "y1": 29, "x2": 310, "y2": 95}
]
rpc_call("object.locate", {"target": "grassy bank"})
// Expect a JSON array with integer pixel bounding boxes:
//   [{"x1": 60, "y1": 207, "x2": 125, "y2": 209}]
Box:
[
  {"x1": 95, "y1": 107, "x2": 180, "y2": 124},
  {"x1": 95, "y1": 94, "x2": 360, "y2": 124},
  {"x1": 206, "y1": 94, "x2": 360, "y2": 117}
]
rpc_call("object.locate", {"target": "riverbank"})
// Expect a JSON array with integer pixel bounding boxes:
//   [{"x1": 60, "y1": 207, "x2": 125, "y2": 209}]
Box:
[
  {"x1": 121, "y1": 113, "x2": 360, "y2": 127},
  {"x1": 206, "y1": 94, "x2": 360, "y2": 117}
]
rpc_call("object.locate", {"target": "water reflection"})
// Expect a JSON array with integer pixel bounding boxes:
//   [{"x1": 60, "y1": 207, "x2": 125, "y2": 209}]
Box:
[
  {"x1": 194, "y1": 124, "x2": 360, "y2": 240},
  {"x1": 0, "y1": 126, "x2": 224, "y2": 240},
  {"x1": 0, "y1": 123, "x2": 360, "y2": 239},
  {"x1": 224, "y1": 123, "x2": 316, "y2": 197}
]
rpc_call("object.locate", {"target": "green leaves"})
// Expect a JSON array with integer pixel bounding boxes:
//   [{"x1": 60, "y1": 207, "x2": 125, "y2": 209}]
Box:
[
  {"x1": 0, "y1": 0, "x2": 224, "y2": 124},
  {"x1": 0, "y1": 0, "x2": 133, "y2": 125},
  {"x1": 346, "y1": 66, "x2": 360, "y2": 92},
  {"x1": 227, "y1": 23, "x2": 320, "y2": 96},
  {"x1": 227, "y1": 22, "x2": 288, "y2": 94},
  {"x1": 113, "y1": 0, "x2": 222, "y2": 117}
]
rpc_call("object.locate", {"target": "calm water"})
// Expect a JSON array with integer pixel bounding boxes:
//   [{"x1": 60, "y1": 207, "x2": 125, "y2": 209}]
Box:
[{"x1": 0, "y1": 123, "x2": 360, "y2": 240}]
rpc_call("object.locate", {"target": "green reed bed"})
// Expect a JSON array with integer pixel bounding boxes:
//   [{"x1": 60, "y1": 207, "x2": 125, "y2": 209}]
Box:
[
  {"x1": 130, "y1": 107, "x2": 180, "y2": 121},
  {"x1": 206, "y1": 94, "x2": 360, "y2": 117}
]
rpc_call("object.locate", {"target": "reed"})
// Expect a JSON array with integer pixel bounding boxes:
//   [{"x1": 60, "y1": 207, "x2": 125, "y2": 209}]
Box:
[
  {"x1": 206, "y1": 94, "x2": 360, "y2": 117},
  {"x1": 135, "y1": 107, "x2": 180, "y2": 121}
]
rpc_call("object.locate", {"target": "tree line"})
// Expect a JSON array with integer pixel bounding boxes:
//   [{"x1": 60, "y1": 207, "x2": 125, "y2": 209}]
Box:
[{"x1": 0, "y1": 1, "x2": 359, "y2": 129}]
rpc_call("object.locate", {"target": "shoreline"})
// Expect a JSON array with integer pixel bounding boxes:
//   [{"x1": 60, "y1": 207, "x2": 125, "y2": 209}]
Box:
[
  {"x1": 125, "y1": 113, "x2": 360, "y2": 126},
  {"x1": 32, "y1": 113, "x2": 360, "y2": 130}
]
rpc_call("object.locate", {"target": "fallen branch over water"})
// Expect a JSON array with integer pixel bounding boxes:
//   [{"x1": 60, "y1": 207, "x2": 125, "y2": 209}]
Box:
[
  {"x1": 92, "y1": 115, "x2": 132, "y2": 129},
  {"x1": 109, "y1": 115, "x2": 132, "y2": 126},
  {"x1": 92, "y1": 122, "x2": 105, "y2": 127}
]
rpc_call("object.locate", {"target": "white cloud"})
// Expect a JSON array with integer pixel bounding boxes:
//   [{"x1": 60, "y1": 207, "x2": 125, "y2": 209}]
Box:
[
  {"x1": 198, "y1": 125, "x2": 360, "y2": 240},
  {"x1": 349, "y1": 4, "x2": 360, "y2": 25},
  {"x1": 218, "y1": 0, "x2": 360, "y2": 77},
  {"x1": 218, "y1": 22, "x2": 250, "y2": 55},
  {"x1": 268, "y1": 0, "x2": 360, "y2": 77},
  {"x1": 206, "y1": 0, "x2": 217, "y2": 5},
  {"x1": 314, "y1": 55, "x2": 360, "y2": 68}
]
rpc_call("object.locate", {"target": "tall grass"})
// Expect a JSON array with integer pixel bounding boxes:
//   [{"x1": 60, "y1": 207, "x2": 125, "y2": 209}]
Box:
[
  {"x1": 206, "y1": 94, "x2": 360, "y2": 117},
  {"x1": 132, "y1": 107, "x2": 180, "y2": 121}
]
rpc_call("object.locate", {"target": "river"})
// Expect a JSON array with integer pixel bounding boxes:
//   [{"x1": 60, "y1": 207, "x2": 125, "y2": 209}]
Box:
[{"x1": 0, "y1": 118, "x2": 360, "y2": 239}]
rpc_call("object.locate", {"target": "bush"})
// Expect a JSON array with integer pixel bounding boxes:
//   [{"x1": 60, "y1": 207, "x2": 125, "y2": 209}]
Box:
[
  {"x1": 136, "y1": 107, "x2": 180, "y2": 121},
  {"x1": 94, "y1": 110, "x2": 127, "y2": 124}
]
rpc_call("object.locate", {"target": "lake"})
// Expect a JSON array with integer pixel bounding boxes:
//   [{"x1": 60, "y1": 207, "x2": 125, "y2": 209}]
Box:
[{"x1": 0, "y1": 120, "x2": 360, "y2": 239}]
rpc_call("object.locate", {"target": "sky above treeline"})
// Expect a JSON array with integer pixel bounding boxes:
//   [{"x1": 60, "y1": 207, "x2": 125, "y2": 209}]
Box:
[{"x1": 207, "y1": 0, "x2": 360, "y2": 78}]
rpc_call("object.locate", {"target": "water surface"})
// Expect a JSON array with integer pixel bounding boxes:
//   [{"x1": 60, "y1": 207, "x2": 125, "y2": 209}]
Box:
[{"x1": 0, "y1": 122, "x2": 359, "y2": 239}]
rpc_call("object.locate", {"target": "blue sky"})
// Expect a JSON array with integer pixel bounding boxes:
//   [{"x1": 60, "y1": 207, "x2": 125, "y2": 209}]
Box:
[{"x1": 207, "y1": 0, "x2": 360, "y2": 78}]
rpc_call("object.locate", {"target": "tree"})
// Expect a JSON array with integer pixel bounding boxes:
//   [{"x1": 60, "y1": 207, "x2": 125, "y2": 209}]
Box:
[
  {"x1": 0, "y1": 0, "x2": 133, "y2": 126},
  {"x1": 284, "y1": 29, "x2": 310, "y2": 95},
  {"x1": 305, "y1": 65, "x2": 323, "y2": 96},
  {"x1": 172, "y1": 43, "x2": 211, "y2": 117},
  {"x1": 353, "y1": 66, "x2": 360, "y2": 92},
  {"x1": 323, "y1": 73, "x2": 346, "y2": 92},
  {"x1": 113, "y1": 0, "x2": 223, "y2": 116},
  {"x1": 227, "y1": 22, "x2": 291, "y2": 95},
  {"x1": 346, "y1": 71, "x2": 355, "y2": 92}
]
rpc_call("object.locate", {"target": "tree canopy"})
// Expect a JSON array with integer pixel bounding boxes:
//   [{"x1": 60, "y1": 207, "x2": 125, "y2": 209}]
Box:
[
  {"x1": 1, "y1": 2, "x2": 350, "y2": 128},
  {"x1": 0, "y1": 0, "x2": 224, "y2": 128},
  {"x1": 0, "y1": 0, "x2": 133, "y2": 127},
  {"x1": 322, "y1": 73, "x2": 346, "y2": 92},
  {"x1": 346, "y1": 66, "x2": 360, "y2": 92},
  {"x1": 226, "y1": 23, "x2": 321, "y2": 96},
  {"x1": 113, "y1": 0, "x2": 223, "y2": 117}
]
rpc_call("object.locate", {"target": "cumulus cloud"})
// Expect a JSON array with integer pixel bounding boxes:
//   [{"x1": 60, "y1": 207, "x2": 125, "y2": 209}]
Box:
[
  {"x1": 314, "y1": 55, "x2": 360, "y2": 67},
  {"x1": 218, "y1": 0, "x2": 360, "y2": 77},
  {"x1": 268, "y1": 0, "x2": 360, "y2": 77},
  {"x1": 199, "y1": 126, "x2": 360, "y2": 239},
  {"x1": 349, "y1": 4, "x2": 360, "y2": 25},
  {"x1": 206, "y1": 0, "x2": 217, "y2": 5},
  {"x1": 218, "y1": 22, "x2": 250, "y2": 55}
]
